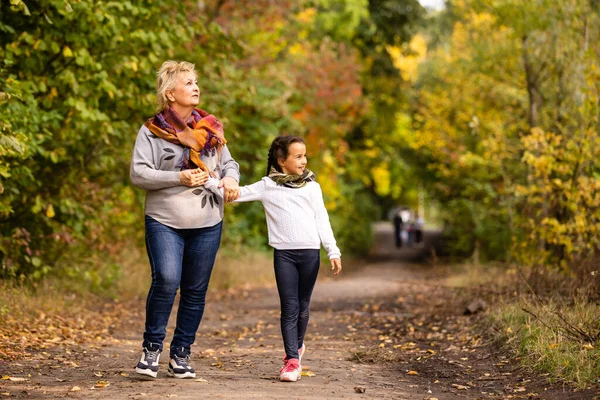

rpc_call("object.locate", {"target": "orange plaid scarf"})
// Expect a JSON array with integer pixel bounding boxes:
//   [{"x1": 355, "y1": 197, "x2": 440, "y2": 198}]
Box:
[{"x1": 145, "y1": 107, "x2": 227, "y2": 174}]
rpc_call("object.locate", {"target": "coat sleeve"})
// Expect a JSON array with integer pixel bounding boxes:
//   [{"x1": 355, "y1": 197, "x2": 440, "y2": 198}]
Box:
[
  {"x1": 219, "y1": 145, "x2": 240, "y2": 182},
  {"x1": 312, "y1": 183, "x2": 341, "y2": 260},
  {"x1": 130, "y1": 126, "x2": 181, "y2": 191},
  {"x1": 234, "y1": 179, "x2": 266, "y2": 203}
]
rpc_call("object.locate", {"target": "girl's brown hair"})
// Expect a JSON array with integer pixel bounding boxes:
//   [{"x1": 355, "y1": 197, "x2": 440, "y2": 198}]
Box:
[{"x1": 266, "y1": 135, "x2": 306, "y2": 175}]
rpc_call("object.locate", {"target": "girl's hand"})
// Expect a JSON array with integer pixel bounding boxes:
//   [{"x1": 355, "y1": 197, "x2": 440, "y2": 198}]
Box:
[
  {"x1": 330, "y1": 258, "x2": 342, "y2": 275},
  {"x1": 218, "y1": 176, "x2": 240, "y2": 202},
  {"x1": 179, "y1": 169, "x2": 208, "y2": 187}
]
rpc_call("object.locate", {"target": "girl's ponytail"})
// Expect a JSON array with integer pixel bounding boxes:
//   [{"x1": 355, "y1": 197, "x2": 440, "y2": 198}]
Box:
[{"x1": 266, "y1": 146, "x2": 275, "y2": 176}]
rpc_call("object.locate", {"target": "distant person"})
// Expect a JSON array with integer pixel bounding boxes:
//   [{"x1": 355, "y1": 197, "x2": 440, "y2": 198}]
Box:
[
  {"x1": 407, "y1": 218, "x2": 415, "y2": 247},
  {"x1": 393, "y1": 209, "x2": 403, "y2": 248},
  {"x1": 233, "y1": 135, "x2": 342, "y2": 382},
  {"x1": 400, "y1": 210, "x2": 411, "y2": 247},
  {"x1": 130, "y1": 60, "x2": 240, "y2": 379},
  {"x1": 415, "y1": 216, "x2": 424, "y2": 247}
]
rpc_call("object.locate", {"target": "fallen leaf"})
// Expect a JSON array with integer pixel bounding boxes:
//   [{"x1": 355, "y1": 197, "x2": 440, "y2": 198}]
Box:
[
  {"x1": 70, "y1": 386, "x2": 81, "y2": 392},
  {"x1": 194, "y1": 378, "x2": 208, "y2": 383},
  {"x1": 354, "y1": 386, "x2": 366, "y2": 393},
  {"x1": 451, "y1": 384, "x2": 469, "y2": 390},
  {"x1": 301, "y1": 371, "x2": 316, "y2": 377},
  {"x1": 407, "y1": 370, "x2": 419, "y2": 375},
  {"x1": 7, "y1": 377, "x2": 27, "y2": 382},
  {"x1": 120, "y1": 372, "x2": 129, "y2": 377},
  {"x1": 94, "y1": 380, "x2": 110, "y2": 388}
]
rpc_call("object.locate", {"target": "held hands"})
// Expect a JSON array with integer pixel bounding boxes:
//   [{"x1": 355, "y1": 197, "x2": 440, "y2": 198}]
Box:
[
  {"x1": 179, "y1": 169, "x2": 209, "y2": 187},
  {"x1": 218, "y1": 176, "x2": 240, "y2": 203},
  {"x1": 330, "y1": 258, "x2": 342, "y2": 275}
]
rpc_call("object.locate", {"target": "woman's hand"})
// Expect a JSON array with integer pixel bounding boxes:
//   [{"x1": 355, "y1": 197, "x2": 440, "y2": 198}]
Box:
[
  {"x1": 218, "y1": 176, "x2": 240, "y2": 202},
  {"x1": 330, "y1": 258, "x2": 342, "y2": 275},
  {"x1": 179, "y1": 169, "x2": 209, "y2": 187}
]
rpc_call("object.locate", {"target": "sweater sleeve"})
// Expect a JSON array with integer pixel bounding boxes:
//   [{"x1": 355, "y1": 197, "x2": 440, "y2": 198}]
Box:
[
  {"x1": 312, "y1": 183, "x2": 341, "y2": 260},
  {"x1": 130, "y1": 126, "x2": 181, "y2": 191},
  {"x1": 220, "y1": 145, "x2": 240, "y2": 182},
  {"x1": 234, "y1": 179, "x2": 266, "y2": 203}
]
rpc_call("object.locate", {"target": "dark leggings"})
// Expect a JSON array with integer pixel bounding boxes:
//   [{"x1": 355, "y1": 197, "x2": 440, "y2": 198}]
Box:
[{"x1": 274, "y1": 249, "x2": 320, "y2": 360}]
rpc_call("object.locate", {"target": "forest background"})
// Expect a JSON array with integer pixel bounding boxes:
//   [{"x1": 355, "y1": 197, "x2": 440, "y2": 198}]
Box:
[{"x1": 1, "y1": 0, "x2": 599, "y2": 388}]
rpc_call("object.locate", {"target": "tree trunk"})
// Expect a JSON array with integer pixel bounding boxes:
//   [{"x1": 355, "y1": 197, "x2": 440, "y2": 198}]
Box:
[{"x1": 522, "y1": 35, "x2": 543, "y2": 129}]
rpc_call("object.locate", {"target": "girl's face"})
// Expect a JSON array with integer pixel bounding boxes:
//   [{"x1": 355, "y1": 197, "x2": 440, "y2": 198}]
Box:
[
  {"x1": 279, "y1": 142, "x2": 307, "y2": 175},
  {"x1": 167, "y1": 71, "x2": 199, "y2": 109}
]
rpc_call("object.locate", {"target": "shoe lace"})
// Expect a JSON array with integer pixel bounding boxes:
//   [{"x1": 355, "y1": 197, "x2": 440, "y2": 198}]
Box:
[
  {"x1": 144, "y1": 348, "x2": 160, "y2": 363},
  {"x1": 173, "y1": 354, "x2": 190, "y2": 366},
  {"x1": 282, "y1": 359, "x2": 299, "y2": 373}
]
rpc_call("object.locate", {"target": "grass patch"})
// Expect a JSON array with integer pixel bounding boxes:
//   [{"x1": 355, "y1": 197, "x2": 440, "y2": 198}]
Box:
[
  {"x1": 443, "y1": 263, "x2": 600, "y2": 389},
  {"x1": 210, "y1": 249, "x2": 274, "y2": 290},
  {"x1": 117, "y1": 245, "x2": 276, "y2": 298},
  {"x1": 443, "y1": 262, "x2": 514, "y2": 291},
  {"x1": 489, "y1": 297, "x2": 600, "y2": 389}
]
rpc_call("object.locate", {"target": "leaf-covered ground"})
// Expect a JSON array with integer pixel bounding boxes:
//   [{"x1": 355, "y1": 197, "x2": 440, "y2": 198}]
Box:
[{"x1": 0, "y1": 224, "x2": 598, "y2": 399}]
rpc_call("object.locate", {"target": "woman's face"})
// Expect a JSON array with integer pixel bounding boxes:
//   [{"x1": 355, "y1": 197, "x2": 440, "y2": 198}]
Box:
[
  {"x1": 167, "y1": 71, "x2": 199, "y2": 109},
  {"x1": 279, "y1": 142, "x2": 307, "y2": 175}
]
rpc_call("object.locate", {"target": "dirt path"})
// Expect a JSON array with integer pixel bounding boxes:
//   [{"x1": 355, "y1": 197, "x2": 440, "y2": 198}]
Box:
[{"x1": 1, "y1": 224, "x2": 597, "y2": 399}]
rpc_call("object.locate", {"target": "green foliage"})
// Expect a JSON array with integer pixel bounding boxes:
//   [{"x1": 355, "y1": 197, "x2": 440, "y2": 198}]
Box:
[
  {"x1": 330, "y1": 183, "x2": 379, "y2": 255},
  {"x1": 306, "y1": 0, "x2": 370, "y2": 41},
  {"x1": 403, "y1": 0, "x2": 600, "y2": 269},
  {"x1": 1, "y1": 0, "x2": 424, "y2": 282},
  {"x1": 0, "y1": 0, "x2": 197, "y2": 279}
]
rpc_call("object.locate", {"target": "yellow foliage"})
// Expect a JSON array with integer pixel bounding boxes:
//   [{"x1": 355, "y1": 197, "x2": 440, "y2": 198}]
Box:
[
  {"x1": 296, "y1": 7, "x2": 316, "y2": 24},
  {"x1": 370, "y1": 164, "x2": 391, "y2": 197},
  {"x1": 62, "y1": 46, "x2": 73, "y2": 58},
  {"x1": 409, "y1": 0, "x2": 600, "y2": 268},
  {"x1": 386, "y1": 34, "x2": 427, "y2": 82},
  {"x1": 288, "y1": 42, "x2": 307, "y2": 56},
  {"x1": 318, "y1": 152, "x2": 341, "y2": 211}
]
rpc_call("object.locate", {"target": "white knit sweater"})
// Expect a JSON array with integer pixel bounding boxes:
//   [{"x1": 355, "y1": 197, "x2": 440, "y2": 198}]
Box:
[{"x1": 234, "y1": 177, "x2": 341, "y2": 260}]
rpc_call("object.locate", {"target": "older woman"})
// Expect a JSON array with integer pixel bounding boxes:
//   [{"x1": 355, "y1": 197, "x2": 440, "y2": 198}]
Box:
[{"x1": 130, "y1": 60, "x2": 240, "y2": 379}]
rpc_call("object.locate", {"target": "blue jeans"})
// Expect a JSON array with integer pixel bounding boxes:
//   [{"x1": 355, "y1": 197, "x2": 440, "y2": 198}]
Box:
[
  {"x1": 143, "y1": 215, "x2": 222, "y2": 357},
  {"x1": 274, "y1": 249, "x2": 320, "y2": 360}
]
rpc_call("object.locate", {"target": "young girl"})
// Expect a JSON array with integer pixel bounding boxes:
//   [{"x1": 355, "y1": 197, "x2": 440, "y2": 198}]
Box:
[{"x1": 234, "y1": 135, "x2": 342, "y2": 382}]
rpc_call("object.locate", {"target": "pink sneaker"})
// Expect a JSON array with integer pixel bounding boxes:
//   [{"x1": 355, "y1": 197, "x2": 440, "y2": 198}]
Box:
[
  {"x1": 283, "y1": 344, "x2": 306, "y2": 364},
  {"x1": 279, "y1": 358, "x2": 301, "y2": 382}
]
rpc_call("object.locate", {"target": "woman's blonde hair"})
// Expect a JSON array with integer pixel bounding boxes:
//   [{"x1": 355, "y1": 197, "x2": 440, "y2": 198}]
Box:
[{"x1": 155, "y1": 60, "x2": 197, "y2": 113}]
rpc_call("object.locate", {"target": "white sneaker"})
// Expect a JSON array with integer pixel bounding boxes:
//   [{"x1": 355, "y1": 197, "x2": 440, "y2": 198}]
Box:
[
  {"x1": 167, "y1": 352, "x2": 196, "y2": 379},
  {"x1": 298, "y1": 344, "x2": 306, "y2": 363},
  {"x1": 279, "y1": 358, "x2": 301, "y2": 382},
  {"x1": 135, "y1": 345, "x2": 161, "y2": 379}
]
